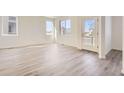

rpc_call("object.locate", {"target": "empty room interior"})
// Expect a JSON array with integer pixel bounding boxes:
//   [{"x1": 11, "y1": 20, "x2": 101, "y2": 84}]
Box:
[{"x1": 0, "y1": 16, "x2": 123, "y2": 76}]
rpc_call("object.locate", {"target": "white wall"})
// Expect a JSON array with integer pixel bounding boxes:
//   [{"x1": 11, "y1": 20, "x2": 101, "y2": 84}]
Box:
[
  {"x1": 121, "y1": 16, "x2": 124, "y2": 74},
  {"x1": 121, "y1": 17, "x2": 124, "y2": 73},
  {"x1": 99, "y1": 16, "x2": 122, "y2": 59},
  {"x1": 112, "y1": 16, "x2": 122, "y2": 50},
  {"x1": 105, "y1": 16, "x2": 112, "y2": 55},
  {"x1": 0, "y1": 16, "x2": 53, "y2": 49}
]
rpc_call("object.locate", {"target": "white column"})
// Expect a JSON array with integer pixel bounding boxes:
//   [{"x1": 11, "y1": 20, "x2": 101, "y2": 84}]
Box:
[{"x1": 99, "y1": 16, "x2": 106, "y2": 59}]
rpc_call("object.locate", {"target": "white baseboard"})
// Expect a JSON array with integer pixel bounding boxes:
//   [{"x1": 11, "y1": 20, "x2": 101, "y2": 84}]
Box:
[
  {"x1": 121, "y1": 69, "x2": 124, "y2": 74},
  {"x1": 0, "y1": 43, "x2": 50, "y2": 50}
]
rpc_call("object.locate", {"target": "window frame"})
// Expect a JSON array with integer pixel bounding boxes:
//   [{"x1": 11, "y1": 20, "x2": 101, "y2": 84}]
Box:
[
  {"x1": 1, "y1": 16, "x2": 18, "y2": 36},
  {"x1": 60, "y1": 19, "x2": 71, "y2": 35}
]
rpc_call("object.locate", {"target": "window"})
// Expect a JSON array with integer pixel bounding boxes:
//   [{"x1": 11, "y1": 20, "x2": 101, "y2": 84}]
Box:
[
  {"x1": 2, "y1": 16, "x2": 18, "y2": 36},
  {"x1": 84, "y1": 19, "x2": 95, "y2": 33},
  {"x1": 60, "y1": 19, "x2": 71, "y2": 35},
  {"x1": 83, "y1": 19, "x2": 96, "y2": 47},
  {"x1": 46, "y1": 21, "x2": 54, "y2": 35}
]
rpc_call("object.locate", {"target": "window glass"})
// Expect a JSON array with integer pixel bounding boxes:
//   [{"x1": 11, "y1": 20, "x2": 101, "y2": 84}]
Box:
[
  {"x1": 85, "y1": 20, "x2": 95, "y2": 33},
  {"x1": 66, "y1": 20, "x2": 71, "y2": 29},
  {"x1": 8, "y1": 22, "x2": 16, "y2": 34},
  {"x1": 9, "y1": 16, "x2": 16, "y2": 21},
  {"x1": 46, "y1": 21, "x2": 54, "y2": 35}
]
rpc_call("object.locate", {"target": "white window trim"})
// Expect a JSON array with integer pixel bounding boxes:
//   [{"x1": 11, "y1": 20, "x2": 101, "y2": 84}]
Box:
[{"x1": 1, "y1": 16, "x2": 18, "y2": 36}]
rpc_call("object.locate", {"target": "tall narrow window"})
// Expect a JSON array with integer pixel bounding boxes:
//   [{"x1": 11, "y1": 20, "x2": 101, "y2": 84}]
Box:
[
  {"x1": 2, "y1": 16, "x2": 18, "y2": 36},
  {"x1": 60, "y1": 19, "x2": 71, "y2": 35},
  {"x1": 83, "y1": 19, "x2": 96, "y2": 47},
  {"x1": 46, "y1": 21, "x2": 54, "y2": 35},
  {"x1": 8, "y1": 16, "x2": 17, "y2": 34}
]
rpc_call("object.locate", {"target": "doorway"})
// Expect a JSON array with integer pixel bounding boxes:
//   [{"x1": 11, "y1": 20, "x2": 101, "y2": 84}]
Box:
[{"x1": 81, "y1": 17, "x2": 99, "y2": 52}]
